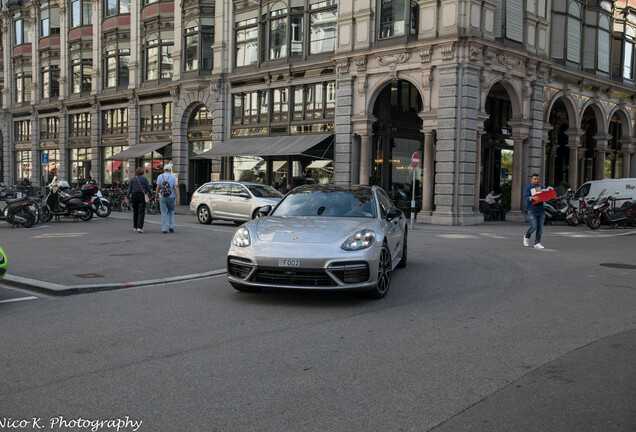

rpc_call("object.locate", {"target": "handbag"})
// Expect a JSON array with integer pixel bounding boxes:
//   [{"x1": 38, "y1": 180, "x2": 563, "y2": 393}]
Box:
[{"x1": 136, "y1": 176, "x2": 149, "y2": 203}]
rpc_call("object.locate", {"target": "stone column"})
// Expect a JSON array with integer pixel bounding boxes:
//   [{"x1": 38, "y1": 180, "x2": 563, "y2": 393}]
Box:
[
  {"x1": 565, "y1": 129, "x2": 584, "y2": 190},
  {"x1": 542, "y1": 124, "x2": 553, "y2": 181},
  {"x1": 58, "y1": 105, "x2": 68, "y2": 181},
  {"x1": 31, "y1": 110, "x2": 40, "y2": 185},
  {"x1": 129, "y1": 0, "x2": 139, "y2": 88},
  {"x1": 334, "y1": 76, "x2": 354, "y2": 185},
  {"x1": 473, "y1": 112, "x2": 489, "y2": 214},
  {"x1": 420, "y1": 130, "x2": 436, "y2": 216},
  {"x1": 59, "y1": 3, "x2": 68, "y2": 99},
  {"x1": 620, "y1": 139, "x2": 634, "y2": 178},
  {"x1": 507, "y1": 120, "x2": 532, "y2": 219},
  {"x1": 594, "y1": 134, "x2": 611, "y2": 180},
  {"x1": 90, "y1": 99, "x2": 101, "y2": 183},
  {"x1": 352, "y1": 115, "x2": 375, "y2": 185}
]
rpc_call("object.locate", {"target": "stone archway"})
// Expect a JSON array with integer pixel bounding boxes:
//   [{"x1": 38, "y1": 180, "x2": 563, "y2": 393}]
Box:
[{"x1": 368, "y1": 79, "x2": 425, "y2": 216}]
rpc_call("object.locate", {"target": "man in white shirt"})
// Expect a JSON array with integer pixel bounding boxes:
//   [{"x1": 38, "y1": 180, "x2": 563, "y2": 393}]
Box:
[{"x1": 485, "y1": 190, "x2": 500, "y2": 204}]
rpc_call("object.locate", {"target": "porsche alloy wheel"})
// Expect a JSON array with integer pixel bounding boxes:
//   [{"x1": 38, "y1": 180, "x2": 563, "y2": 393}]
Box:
[{"x1": 366, "y1": 244, "x2": 392, "y2": 299}]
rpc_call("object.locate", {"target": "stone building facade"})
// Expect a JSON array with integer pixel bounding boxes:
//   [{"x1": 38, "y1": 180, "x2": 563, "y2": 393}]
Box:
[{"x1": 1, "y1": 0, "x2": 635, "y2": 225}]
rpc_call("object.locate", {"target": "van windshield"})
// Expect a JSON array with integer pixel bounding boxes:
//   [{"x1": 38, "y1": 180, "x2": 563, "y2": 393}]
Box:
[{"x1": 575, "y1": 183, "x2": 590, "y2": 199}]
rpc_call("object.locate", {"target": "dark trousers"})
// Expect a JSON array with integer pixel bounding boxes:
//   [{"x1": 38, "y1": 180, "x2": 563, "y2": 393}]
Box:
[{"x1": 131, "y1": 192, "x2": 147, "y2": 229}]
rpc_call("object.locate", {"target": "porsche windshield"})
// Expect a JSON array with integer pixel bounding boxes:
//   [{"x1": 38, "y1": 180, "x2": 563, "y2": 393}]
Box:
[{"x1": 272, "y1": 189, "x2": 376, "y2": 218}]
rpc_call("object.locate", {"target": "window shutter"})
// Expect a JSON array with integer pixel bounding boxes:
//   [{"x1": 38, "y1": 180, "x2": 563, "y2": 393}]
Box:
[
  {"x1": 505, "y1": 0, "x2": 524, "y2": 42},
  {"x1": 567, "y1": 17, "x2": 581, "y2": 63},
  {"x1": 551, "y1": 15, "x2": 565, "y2": 59},
  {"x1": 583, "y1": 26, "x2": 596, "y2": 69},
  {"x1": 494, "y1": 1, "x2": 503, "y2": 38}
]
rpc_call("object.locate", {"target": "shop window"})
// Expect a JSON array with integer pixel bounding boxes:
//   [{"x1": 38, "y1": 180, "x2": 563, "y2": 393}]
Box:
[
  {"x1": 40, "y1": 117, "x2": 59, "y2": 140},
  {"x1": 69, "y1": 113, "x2": 91, "y2": 138},
  {"x1": 103, "y1": 146, "x2": 129, "y2": 187},
  {"x1": 69, "y1": 148, "x2": 92, "y2": 186},
  {"x1": 140, "y1": 103, "x2": 172, "y2": 132},
  {"x1": 15, "y1": 151, "x2": 32, "y2": 182},
  {"x1": 232, "y1": 91, "x2": 265, "y2": 125},
  {"x1": 272, "y1": 88, "x2": 289, "y2": 122},
  {"x1": 102, "y1": 108, "x2": 129, "y2": 135},
  {"x1": 292, "y1": 82, "x2": 335, "y2": 120},
  {"x1": 14, "y1": 120, "x2": 31, "y2": 142}
]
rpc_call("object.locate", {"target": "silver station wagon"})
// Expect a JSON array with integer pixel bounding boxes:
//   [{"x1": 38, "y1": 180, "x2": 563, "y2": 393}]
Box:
[{"x1": 190, "y1": 181, "x2": 283, "y2": 225}]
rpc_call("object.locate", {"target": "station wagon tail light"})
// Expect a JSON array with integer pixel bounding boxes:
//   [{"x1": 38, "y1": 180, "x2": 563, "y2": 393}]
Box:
[
  {"x1": 341, "y1": 229, "x2": 376, "y2": 251},
  {"x1": 232, "y1": 227, "x2": 251, "y2": 247}
]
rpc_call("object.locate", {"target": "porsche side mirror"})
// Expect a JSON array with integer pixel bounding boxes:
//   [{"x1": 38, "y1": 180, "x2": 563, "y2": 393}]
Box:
[
  {"x1": 256, "y1": 205, "x2": 272, "y2": 217},
  {"x1": 387, "y1": 208, "x2": 402, "y2": 221}
]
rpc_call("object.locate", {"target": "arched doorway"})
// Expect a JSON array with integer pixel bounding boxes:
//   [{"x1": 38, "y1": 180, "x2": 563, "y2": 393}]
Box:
[
  {"x1": 481, "y1": 83, "x2": 513, "y2": 208},
  {"x1": 580, "y1": 106, "x2": 599, "y2": 183},
  {"x1": 187, "y1": 105, "x2": 214, "y2": 194},
  {"x1": 608, "y1": 112, "x2": 624, "y2": 178},
  {"x1": 371, "y1": 80, "x2": 424, "y2": 214},
  {"x1": 546, "y1": 99, "x2": 571, "y2": 188}
]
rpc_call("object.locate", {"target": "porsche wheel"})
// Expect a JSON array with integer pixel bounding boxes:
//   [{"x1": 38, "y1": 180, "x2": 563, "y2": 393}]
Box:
[{"x1": 366, "y1": 244, "x2": 392, "y2": 299}]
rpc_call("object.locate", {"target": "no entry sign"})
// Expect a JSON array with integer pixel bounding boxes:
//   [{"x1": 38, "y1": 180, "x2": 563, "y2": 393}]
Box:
[{"x1": 411, "y1": 152, "x2": 420, "y2": 168}]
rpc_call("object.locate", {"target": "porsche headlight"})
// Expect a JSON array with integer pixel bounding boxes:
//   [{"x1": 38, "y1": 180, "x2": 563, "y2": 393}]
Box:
[
  {"x1": 341, "y1": 229, "x2": 376, "y2": 251},
  {"x1": 232, "y1": 227, "x2": 251, "y2": 247}
]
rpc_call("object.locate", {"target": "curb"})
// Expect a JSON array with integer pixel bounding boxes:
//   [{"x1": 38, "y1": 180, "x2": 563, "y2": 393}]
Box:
[{"x1": 2, "y1": 269, "x2": 227, "y2": 296}]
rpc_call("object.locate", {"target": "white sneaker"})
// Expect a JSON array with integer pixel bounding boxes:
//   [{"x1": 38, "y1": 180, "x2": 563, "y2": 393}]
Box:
[
  {"x1": 137, "y1": 228, "x2": 144, "y2": 233},
  {"x1": 523, "y1": 237, "x2": 530, "y2": 247},
  {"x1": 534, "y1": 243, "x2": 544, "y2": 249}
]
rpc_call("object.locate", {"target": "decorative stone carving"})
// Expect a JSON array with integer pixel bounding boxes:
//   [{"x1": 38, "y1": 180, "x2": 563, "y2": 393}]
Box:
[
  {"x1": 418, "y1": 47, "x2": 432, "y2": 63},
  {"x1": 355, "y1": 57, "x2": 367, "y2": 72},
  {"x1": 336, "y1": 59, "x2": 350, "y2": 75},
  {"x1": 357, "y1": 77, "x2": 367, "y2": 95},
  {"x1": 211, "y1": 80, "x2": 222, "y2": 101},
  {"x1": 483, "y1": 47, "x2": 496, "y2": 65},
  {"x1": 469, "y1": 45, "x2": 481, "y2": 62},
  {"x1": 264, "y1": 74, "x2": 271, "y2": 86},
  {"x1": 170, "y1": 86, "x2": 180, "y2": 100},
  {"x1": 440, "y1": 43, "x2": 455, "y2": 61},
  {"x1": 377, "y1": 52, "x2": 410, "y2": 80}
]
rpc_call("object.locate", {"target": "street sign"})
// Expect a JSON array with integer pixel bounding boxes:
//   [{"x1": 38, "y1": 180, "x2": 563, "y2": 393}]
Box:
[
  {"x1": 41, "y1": 153, "x2": 49, "y2": 164},
  {"x1": 411, "y1": 152, "x2": 420, "y2": 168}
]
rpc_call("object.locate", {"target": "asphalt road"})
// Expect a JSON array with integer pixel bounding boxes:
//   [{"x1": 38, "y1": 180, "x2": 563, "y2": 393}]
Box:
[{"x1": 0, "y1": 213, "x2": 635, "y2": 431}]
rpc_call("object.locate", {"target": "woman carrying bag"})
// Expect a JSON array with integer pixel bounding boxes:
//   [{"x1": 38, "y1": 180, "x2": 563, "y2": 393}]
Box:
[{"x1": 124, "y1": 167, "x2": 153, "y2": 233}]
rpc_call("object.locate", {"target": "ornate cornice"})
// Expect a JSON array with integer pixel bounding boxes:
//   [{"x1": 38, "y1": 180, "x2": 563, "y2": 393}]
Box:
[{"x1": 440, "y1": 43, "x2": 455, "y2": 61}]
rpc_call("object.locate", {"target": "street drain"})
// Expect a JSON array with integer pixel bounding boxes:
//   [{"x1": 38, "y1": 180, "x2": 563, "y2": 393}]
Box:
[
  {"x1": 600, "y1": 263, "x2": 636, "y2": 270},
  {"x1": 74, "y1": 273, "x2": 105, "y2": 279}
]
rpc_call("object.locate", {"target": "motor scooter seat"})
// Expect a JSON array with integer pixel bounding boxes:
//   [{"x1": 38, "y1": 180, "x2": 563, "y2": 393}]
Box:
[{"x1": 4, "y1": 198, "x2": 27, "y2": 204}]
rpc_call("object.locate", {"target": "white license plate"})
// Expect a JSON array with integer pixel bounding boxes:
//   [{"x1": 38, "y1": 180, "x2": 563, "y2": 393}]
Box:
[
  {"x1": 278, "y1": 259, "x2": 301, "y2": 267},
  {"x1": 28, "y1": 205, "x2": 35, "y2": 211}
]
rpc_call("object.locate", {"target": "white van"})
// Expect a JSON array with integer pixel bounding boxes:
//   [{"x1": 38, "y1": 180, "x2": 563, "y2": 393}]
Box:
[{"x1": 572, "y1": 178, "x2": 636, "y2": 207}]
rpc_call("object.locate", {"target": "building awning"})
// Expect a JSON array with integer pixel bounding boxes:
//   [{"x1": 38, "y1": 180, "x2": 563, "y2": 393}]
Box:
[
  {"x1": 196, "y1": 134, "x2": 333, "y2": 158},
  {"x1": 306, "y1": 160, "x2": 332, "y2": 169},
  {"x1": 106, "y1": 142, "x2": 171, "y2": 160}
]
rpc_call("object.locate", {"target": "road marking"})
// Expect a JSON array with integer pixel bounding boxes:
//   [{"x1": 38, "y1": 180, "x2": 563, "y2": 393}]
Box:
[
  {"x1": 0, "y1": 296, "x2": 38, "y2": 304},
  {"x1": 32, "y1": 233, "x2": 87, "y2": 239}
]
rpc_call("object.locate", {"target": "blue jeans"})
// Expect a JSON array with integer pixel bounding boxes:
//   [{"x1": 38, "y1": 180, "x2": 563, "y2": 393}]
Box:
[
  {"x1": 525, "y1": 211, "x2": 545, "y2": 244},
  {"x1": 159, "y1": 197, "x2": 175, "y2": 232}
]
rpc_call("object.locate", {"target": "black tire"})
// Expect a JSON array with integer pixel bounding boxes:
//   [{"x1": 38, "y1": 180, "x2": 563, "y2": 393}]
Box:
[
  {"x1": 147, "y1": 200, "x2": 159, "y2": 215},
  {"x1": 569, "y1": 213, "x2": 579, "y2": 226},
  {"x1": 197, "y1": 205, "x2": 212, "y2": 224},
  {"x1": 40, "y1": 205, "x2": 52, "y2": 223},
  {"x1": 365, "y1": 244, "x2": 392, "y2": 299},
  {"x1": 230, "y1": 281, "x2": 262, "y2": 292},
  {"x1": 586, "y1": 214, "x2": 601, "y2": 230},
  {"x1": 79, "y1": 207, "x2": 93, "y2": 221},
  {"x1": 95, "y1": 201, "x2": 111, "y2": 217},
  {"x1": 397, "y1": 228, "x2": 407, "y2": 268},
  {"x1": 19, "y1": 210, "x2": 36, "y2": 228}
]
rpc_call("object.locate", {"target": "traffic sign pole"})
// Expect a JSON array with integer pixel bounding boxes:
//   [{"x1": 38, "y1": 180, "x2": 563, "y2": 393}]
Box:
[{"x1": 410, "y1": 152, "x2": 420, "y2": 230}]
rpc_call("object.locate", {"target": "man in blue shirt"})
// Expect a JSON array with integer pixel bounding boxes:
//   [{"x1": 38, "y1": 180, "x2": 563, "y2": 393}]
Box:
[
  {"x1": 523, "y1": 173, "x2": 551, "y2": 249},
  {"x1": 155, "y1": 164, "x2": 179, "y2": 233}
]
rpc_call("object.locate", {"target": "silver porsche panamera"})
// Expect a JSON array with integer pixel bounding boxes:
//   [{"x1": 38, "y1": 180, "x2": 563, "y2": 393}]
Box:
[{"x1": 227, "y1": 184, "x2": 407, "y2": 299}]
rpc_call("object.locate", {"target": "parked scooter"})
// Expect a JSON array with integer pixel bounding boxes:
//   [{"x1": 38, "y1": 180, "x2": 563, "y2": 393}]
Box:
[
  {"x1": 0, "y1": 195, "x2": 37, "y2": 228},
  {"x1": 40, "y1": 177, "x2": 93, "y2": 222},
  {"x1": 545, "y1": 189, "x2": 572, "y2": 225},
  {"x1": 81, "y1": 179, "x2": 111, "y2": 217},
  {"x1": 586, "y1": 189, "x2": 636, "y2": 229}
]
